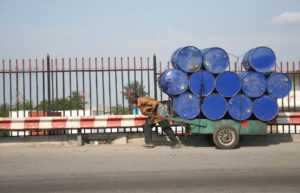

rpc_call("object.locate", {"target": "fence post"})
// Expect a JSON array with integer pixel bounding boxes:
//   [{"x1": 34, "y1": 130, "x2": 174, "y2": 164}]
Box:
[
  {"x1": 47, "y1": 54, "x2": 51, "y2": 116},
  {"x1": 153, "y1": 54, "x2": 158, "y2": 100}
]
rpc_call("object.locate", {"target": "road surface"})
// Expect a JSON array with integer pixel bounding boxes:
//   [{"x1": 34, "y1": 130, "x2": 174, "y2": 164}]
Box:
[{"x1": 0, "y1": 142, "x2": 300, "y2": 193}]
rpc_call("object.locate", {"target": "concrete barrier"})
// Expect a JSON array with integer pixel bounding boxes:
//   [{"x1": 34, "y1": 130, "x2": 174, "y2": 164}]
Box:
[
  {"x1": 1, "y1": 113, "x2": 300, "y2": 131},
  {"x1": 0, "y1": 113, "x2": 299, "y2": 147},
  {"x1": 0, "y1": 115, "x2": 148, "y2": 130}
]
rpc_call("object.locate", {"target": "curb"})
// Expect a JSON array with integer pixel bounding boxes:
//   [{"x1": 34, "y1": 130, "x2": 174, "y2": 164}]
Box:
[{"x1": 0, "y1": 133, "x2": 299, "y2": 147}]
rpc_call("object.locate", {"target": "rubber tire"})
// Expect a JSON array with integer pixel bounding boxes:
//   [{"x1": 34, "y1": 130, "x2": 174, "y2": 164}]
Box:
[{"x1": 213, "y1": 124, "x2": 239, "y2": 149}]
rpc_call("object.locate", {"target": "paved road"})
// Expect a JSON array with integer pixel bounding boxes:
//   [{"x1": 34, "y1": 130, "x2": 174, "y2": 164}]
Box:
[{"x1": 0, "y1": 143, "x2": 300, "y2": 193}]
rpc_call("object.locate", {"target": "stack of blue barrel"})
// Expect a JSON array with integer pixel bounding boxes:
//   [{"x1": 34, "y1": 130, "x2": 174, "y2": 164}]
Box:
[{"x1": 158, "y1": 46, "x2": 292, "y2": 122}]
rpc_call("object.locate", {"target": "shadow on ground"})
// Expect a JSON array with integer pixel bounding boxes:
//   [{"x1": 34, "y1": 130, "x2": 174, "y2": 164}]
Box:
[{"x1": 174, "y1": 134, "x2": 295, "y2": 148}]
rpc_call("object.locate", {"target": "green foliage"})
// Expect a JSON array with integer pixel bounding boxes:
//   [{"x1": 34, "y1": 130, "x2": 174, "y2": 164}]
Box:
[
  {"x1": 12, "y1": 100, "x2": 33, "y2": 111},
  {"x1": 0, "y1": 131, "x2": 10, "y2": 136},
  {"x1": 121, "y1": 81, "x2": 148, "y2": 114},
  {"x1": 0, "y1": 91, "x2": 87, "y2": 117},
  {"x1": 122, "y1": 81, "x2": 148, "y2": 104},
  {"x1": 35, "y1": 91, "x2": 87, "y2": 111},
  {"x1": 0, "y1": 104, "x2": 9, "y2": 117},
  {"x1": 111, "y1": 105, "x2": 131, "y2": 115}
]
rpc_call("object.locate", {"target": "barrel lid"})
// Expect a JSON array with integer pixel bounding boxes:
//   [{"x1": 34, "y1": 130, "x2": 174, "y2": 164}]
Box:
[
  {"x1": 189, "y1": 71, "x2": 215, "y2": 97},
  {"x1": 202, "y1": 94, "x2": 227, "y2": 120},
  {"x1": 228, "y1": 94, "x2": 253, "y2": 121},
  {"x1": 267, "y1": 72, "x2": 292, "y2": 98},
  {"x1": 253, "y1": 95, "x2": 278, "y2": 121},
  {"x1": 171, "y1": 46, "x2": 202, "y2": 73},
  {"x1": 241, "y1": 71, "x2": 267, "y2": 98},
  {"x1": 173, "y1": 92, "x2": 200, "y2": 120},
  {"x1": 250, "y1": 46, "x2": 276, "y2": 73},
  {"x1": 202, "y1": 47, "x2": 229, "y2": 74},
  {"x1": 158, "y1": 69, "x2": 189, "y2": 96},
  {"x1": 216, "y1": 71, "x2": 241, "y2": 97}
]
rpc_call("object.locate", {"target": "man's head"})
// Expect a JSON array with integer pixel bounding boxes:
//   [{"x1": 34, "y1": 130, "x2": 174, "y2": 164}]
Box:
[{"x1": 130, "y1": 93, "x2": 139, "y2": 104}]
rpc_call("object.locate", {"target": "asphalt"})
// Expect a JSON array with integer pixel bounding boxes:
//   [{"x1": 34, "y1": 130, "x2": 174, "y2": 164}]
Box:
[{"x1": 0, "y1": 142, "x2": 300, "y2": 193}]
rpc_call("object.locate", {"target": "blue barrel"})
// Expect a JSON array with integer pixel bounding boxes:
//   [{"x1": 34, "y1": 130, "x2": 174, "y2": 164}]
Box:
[
  {"x1": 240, "y1": 71, "x2": 267, "y2": 98},
  {"x1": 242, "y1": 46, "x2": 276, "y2": 73},
  {"x1": 189, "y1": 71, "x2": 215, "y2": 97},
  {"x1": 158, "y1": 69, "x2": 189, "y2": 96},
  {"x1": 202, "y1": 94, "x2": 227, "y2": 120},
  {"x1": 173, "y1": 92, "x2": 200, "y2": 119},
  {"x1": 216, "y1": 71, "x2": 241, "y2": 97},
  {"x1": 267, "y1": 72, "x2": 292, "y2": 98},
  {"x1": 171, "y1": 46, "x2": 202, "y2": 73},
  {"x1": 202, "y1": 47, "x2": 229, "y2": 74},
  {"x1": 253, "y1": 95, "x2": 278, "y2": 121},
  {"x1": 228, "y1": 94, "x2": 253, "y2": 121}
]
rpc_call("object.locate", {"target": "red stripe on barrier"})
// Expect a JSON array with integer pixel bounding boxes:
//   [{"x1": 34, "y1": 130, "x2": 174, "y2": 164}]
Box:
[
  {"x1": 80, "y1": 117, "x2": 95, "y2": 128},
  {"x1": 107, "y1": 115, "x2": 123, "y2": 127},
  {"x1": 24, "y1": 118, "x2": 40, "y2": 130},
  {"x1": 289, "y1": 112, "x2": 300, "y2": 124},
  {"x1": 52, "y1": 118, "x2": 68, "y2": 129},
  {"x1": 134, "y1": 115, "x2": 147, "y2": 126},
  {"x1": 0, "y1": 118, "x2": 12, "y2": 130}
]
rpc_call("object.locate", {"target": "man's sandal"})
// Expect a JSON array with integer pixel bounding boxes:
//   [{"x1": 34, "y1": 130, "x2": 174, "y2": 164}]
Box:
[
  {"x1": 172, "y1": 143, "x2": 182, "y2": 149},
  {"x1": 144, "y1": 143, "x2": 154, "y2": 148}
]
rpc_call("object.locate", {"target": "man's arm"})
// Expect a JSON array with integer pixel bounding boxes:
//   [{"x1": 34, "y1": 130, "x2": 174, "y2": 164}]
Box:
[{"x1": 147, "y1": 102, "x2": 159, "y2": 119}]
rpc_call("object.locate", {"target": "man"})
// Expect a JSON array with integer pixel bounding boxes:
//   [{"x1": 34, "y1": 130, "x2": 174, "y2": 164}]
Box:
[{"x1": 130, "y1": 93, "x2": 181, "y2": 148}]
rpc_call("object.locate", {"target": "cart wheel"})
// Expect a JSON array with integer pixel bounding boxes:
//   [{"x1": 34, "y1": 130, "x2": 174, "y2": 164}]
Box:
[{"x1": 213, "y1": 125, "x2": 239, "y2": 149}]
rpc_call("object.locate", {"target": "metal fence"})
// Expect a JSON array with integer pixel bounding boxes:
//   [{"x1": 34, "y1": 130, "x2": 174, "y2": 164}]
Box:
[
  {"x1": 0, "y1": 55, "x2": 300, "y2": 136},
  {"x1": 0, "y1": 55, "x2": 160, "y2": 118}
]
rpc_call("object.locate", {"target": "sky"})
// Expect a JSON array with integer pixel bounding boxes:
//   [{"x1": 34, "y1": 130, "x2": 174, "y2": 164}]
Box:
[{"x1": 1, "y1": 0, "x2": 300, "y2": 64}]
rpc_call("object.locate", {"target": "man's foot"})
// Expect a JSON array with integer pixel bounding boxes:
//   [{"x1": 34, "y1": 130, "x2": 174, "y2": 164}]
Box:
[
  {"x1": 172, "y1": 143, "x2": 182, "y2": 149},
  {"x1": 144, "y1": 143, "x2": 154, "y2": 148}
]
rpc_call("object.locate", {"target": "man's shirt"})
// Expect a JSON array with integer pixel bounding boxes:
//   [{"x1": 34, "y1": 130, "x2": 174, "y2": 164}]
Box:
[{"x1": 137, "y1": 97, "x2": 168, "y2": 124}]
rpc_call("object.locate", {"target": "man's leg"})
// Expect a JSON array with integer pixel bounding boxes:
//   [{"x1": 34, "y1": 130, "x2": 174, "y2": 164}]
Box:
[
  {"x1": 144, "y1": 119, "x2": 155, "y2": 144},
  {"x1": 159, "y1": 120, "x2": 179, "y2": 144}
]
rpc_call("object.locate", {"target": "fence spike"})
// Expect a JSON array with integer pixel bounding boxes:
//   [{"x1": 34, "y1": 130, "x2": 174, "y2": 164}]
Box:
[
  {"x1": 95, "y1": 57, "x2": 97, "y2": 70},
  {"x1": 2, "y1": 59, "x2": 5, "y2": 72}
]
